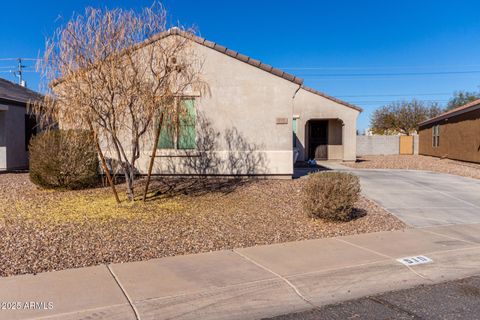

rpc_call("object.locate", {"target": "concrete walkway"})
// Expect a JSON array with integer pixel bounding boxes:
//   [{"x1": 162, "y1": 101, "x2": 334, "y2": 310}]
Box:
[{"x1": 3, "y1": 223, "x2": 480, "y2": 320}]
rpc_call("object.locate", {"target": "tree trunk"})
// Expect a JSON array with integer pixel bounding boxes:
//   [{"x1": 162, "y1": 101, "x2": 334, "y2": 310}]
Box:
[
  {"x1": 88, "y1": 122, "x2": 121, "y2": 204},
  {"x1": 123, "y1": 162, "x2": 135, "y2": 202},
  {"x1": 143, "y1": 112, "x2": 163, "y2": 202}
]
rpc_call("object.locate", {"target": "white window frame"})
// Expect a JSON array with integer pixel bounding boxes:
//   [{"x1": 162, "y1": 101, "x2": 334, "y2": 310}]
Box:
[{"x1": 432, "y1": 125, "x2": 440, "y2": 148}]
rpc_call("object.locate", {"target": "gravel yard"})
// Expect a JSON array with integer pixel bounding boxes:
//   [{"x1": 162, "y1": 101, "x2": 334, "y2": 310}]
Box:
[
  {"x1": 344, "y1": 155, "x2": 480, "y2": 179},
  {"x1": 0, "y1": 173, "x2": 405, "y2": 277}
]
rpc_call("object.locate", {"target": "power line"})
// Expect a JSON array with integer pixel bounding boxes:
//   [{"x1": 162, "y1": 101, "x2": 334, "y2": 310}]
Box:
[
  {"x1": 305, "y1": 75, "x2": 480, "y2": 81},
  {"x1": 336, "y1": 93, "x2": 451, "y2": 98},
  {"x1": 349, "y1": 100, "x2": 449, "y2": 104},
  {"x1": 0, "y1": 58, "x2": 39, "y2": 61},
  {"x1": 298, "y1": 70, "x2": 480, "y2": 77},
  {"x1": 0, "y1": 70, "x2": 37, "y2": 73},
  {"x1": 281, "y1": 64, "x2": 480, "y2": 70}
]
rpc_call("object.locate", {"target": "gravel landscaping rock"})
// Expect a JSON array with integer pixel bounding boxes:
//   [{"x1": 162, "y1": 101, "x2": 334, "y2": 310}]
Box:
[
  {"x1": 0, "y1": 173, "x2": 405, "y2": 277},
  {"x1": 344, "y1": 155, "x2": 480, "y2": 179}
]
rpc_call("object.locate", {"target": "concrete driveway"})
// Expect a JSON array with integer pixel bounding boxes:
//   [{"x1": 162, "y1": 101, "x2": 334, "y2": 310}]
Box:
[{"x1": 351, "y1": 169, "x2": 480, "y2": 228}]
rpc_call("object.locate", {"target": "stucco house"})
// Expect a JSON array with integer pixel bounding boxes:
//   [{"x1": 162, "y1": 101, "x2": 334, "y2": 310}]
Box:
[
  {"x1": 59, "y1": 29, "x2": 362, "y2": 178},
  {"x1": 0, "y1": 78, "x2": 41, "y2": 171},
  {"x1": 419, "y1": 99, "x2": 480, "y2": 163}
]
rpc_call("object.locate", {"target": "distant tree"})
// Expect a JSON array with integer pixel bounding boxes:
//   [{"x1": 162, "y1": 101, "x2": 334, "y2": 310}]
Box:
[
  {"x1": 446, "y1": 90, "x2": 480, "y2": 111},
  {"x1": 370, "y1": 100, "x2": 443, "y2": 135}
]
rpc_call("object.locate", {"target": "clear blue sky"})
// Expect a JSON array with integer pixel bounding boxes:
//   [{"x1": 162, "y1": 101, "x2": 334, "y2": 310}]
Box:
[{"x1": 1, "y1": 0, "x2": 480, "y2": 132}]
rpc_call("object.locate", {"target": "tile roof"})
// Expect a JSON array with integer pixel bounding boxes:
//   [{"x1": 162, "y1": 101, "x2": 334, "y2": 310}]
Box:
[
  {"x1": 53, "y1": 28, "x2": 361, "y2": 112},
  {"x1": 0, "y1": 77, "x2": 42, "y2": 106},
  {"x1": 148, "y1": 28, "x2": 361, "y2": 112},
  {"x1": 301, "y1": 85, "x2": 363, "y2": 112},
  {"x1": 147, "y1": 28, "x2": 304, "y2": 85},
  {"x1": 419, "y1": 98, "x2": 480, "y2": 126}
]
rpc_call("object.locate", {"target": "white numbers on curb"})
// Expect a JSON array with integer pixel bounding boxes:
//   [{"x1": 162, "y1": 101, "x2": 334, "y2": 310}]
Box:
[{"x1": 396, "y1": 255, "x2": 433, "y2": 266}]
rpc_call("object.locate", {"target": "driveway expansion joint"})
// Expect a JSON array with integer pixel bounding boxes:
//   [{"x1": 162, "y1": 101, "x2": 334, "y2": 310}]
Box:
[
  {"x1": 106, "y1": 264, "x2": 141, "y2": 320},
  {"x1": 232, "y1": 249, "x2": 320, "y2": 310}
]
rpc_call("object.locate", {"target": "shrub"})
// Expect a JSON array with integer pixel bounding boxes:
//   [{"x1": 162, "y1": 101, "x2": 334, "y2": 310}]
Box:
[
  {"x1": 29, "y1": 130, "x2": 99, "y2": 189},
  {"x1": 303, "y1": 172, "x2": 360, "y2": 221}
]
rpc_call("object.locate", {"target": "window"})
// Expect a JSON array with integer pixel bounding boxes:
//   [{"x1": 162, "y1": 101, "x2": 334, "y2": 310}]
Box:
[
  {"x1": 432, "y1": 125, "x2": 440, "y2": 148},
  {"x1": 157, "y1": 98, "x2": 196, "y2": 150}
]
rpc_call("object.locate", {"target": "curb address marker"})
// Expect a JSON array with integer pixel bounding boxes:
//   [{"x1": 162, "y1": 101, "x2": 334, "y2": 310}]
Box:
[{"x1": 397, "y1": 255, "x2": 433, "y2": 266}]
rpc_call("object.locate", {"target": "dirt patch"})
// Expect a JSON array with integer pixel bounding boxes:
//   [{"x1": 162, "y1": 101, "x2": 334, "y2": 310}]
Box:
[
  {"x1": 0, "y1": 173, "x2": 405, "y2": 277},
  {"x1": 344, "y1": 155, "x2": 480, "y2": 180}
]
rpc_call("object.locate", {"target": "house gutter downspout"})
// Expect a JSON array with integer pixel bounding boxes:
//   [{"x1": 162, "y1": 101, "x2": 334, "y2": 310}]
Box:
[
  {"x1": 291, "y1": 82, "x2": 303, "y2": 168},
  {"x1": 292, "y1": 83, "x2": 302, "y2": 99}
]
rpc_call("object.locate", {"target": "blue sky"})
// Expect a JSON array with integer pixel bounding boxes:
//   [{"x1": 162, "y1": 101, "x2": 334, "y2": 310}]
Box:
[{"x1": 1, "y1": 0, "x2": 480, "y2": 131}]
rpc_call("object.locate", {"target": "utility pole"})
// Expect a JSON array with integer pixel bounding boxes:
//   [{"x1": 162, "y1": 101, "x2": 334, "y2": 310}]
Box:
[{"x1": 13, "y1": 58, "x2": 27, "y2": 87}]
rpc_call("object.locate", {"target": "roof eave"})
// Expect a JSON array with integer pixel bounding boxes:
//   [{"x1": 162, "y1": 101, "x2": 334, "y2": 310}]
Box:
[
  {"x1": 419, "y1": 100, "x2": 480, "y2": 126},
  {"x1": 301, "y1": 85, "x2": 362, "y2": 112}
]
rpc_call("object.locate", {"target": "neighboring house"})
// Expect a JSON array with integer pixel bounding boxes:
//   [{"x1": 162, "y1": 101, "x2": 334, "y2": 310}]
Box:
[
  {"x1": 0, "y1": 78, "x2": 41, "y2": 171},
  {"x1": 418, "y1": 99, "x2": 480, "y2": 163},
  {"x1": 61, "y1": 29, "x2": 362, "y2": 178}
]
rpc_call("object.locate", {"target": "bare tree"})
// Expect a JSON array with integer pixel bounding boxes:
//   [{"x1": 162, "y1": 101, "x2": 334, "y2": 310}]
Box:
[
  {"x1": 33, "y1": 3, "x2": 208, "y2": 202},
  {"x1": 370, "y1": 100, "x2": 443, "y2": 135}
]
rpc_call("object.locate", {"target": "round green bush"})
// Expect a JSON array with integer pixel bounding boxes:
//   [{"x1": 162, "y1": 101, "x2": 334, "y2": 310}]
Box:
[
  {"x1": 29, "y1": 130, "x2": 99, "y2": 189},
  {"x1": 303, "y1": 172, "x2": 361, "y2": 221}
]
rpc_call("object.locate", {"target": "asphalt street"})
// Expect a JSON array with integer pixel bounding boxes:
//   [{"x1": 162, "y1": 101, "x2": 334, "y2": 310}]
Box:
[{"x1": 268, "y1": 275, "x2": 480, "y2": 320}]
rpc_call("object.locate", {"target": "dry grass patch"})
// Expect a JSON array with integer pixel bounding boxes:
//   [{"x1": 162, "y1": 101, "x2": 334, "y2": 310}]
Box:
[{"x1": 14, "y1": 194, "x2": 184, "y2": 223}]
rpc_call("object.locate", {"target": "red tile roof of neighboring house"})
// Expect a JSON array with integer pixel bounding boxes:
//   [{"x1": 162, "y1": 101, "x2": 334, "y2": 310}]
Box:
[{"x1": 419, "y1": 98, "x2": 480, "y2": 126}]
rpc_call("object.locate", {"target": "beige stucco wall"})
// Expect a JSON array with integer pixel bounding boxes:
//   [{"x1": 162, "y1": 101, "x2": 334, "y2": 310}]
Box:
[
  {"x1": 119, "y1": 36, "x2": 301, "y2": 176},
  {"x1": 62, "y1": 34, "x2": 360, "y2": 176},
  {"x1": 327, "y1": 119, "x2": 344, "y2": 160},
  {"x1": 293, "y1": 88, "x2": 360, "y2": 162}
]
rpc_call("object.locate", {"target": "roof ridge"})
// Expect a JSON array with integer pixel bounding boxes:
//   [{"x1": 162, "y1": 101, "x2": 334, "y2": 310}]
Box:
[
  {"x1": 51, "y1": 28, "x2": 360, "y2": 113},
  {"x1": 0, "y1": 77, "x2": 39, "y2": 94},
  {"x1": 153, "y1": 29, "x2": 361, "y2": 111},
  {"x1": 0, "y1": 77, "x2": 42, "y2": 105},
  {"x1": 147, "y1": 28, "x2": 304, "y2": 85}
]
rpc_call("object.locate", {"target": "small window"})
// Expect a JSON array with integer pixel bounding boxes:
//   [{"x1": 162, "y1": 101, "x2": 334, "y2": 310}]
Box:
[
  {"x1": 432, "y1": 125, "x2": 440, "y2": 148},
  {"x1": 157, "y1": 98, "x2": 196, "y2": 150}
]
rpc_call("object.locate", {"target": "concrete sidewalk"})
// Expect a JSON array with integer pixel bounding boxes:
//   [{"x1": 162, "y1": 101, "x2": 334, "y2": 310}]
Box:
[{"x1": 2, "y1": 223, "x2": 480, "y2": 320}]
